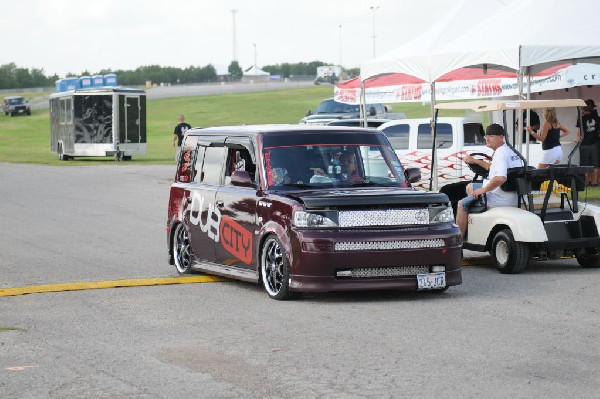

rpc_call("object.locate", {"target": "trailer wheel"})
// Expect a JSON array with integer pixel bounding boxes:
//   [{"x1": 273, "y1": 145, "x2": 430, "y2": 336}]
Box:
[
  {"x1": 491, "y1": 229, "x2": 529, "y2": 274},
  {"x1": 576, "y1": 250, "x2": 600, "y2": 268},
  {"x1": 57, "y1": 144, "x2": 69, "y2": 161}
]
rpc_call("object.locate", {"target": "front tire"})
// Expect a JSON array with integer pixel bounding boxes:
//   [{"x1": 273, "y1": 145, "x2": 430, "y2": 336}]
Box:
[
  {"x1": 260, "y1": 236, "x2": 299, "y2": 300},
  {"x1": 491, "y1": 229, "x2": 529, "y2": 274},
  {"x1": 172, "y1": 223, "x2": 192, "y2": 274}
]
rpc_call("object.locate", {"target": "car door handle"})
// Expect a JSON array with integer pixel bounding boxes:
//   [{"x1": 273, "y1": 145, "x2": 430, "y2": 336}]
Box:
[{"x1": 216, "y1": 200, "x2": 224, "y2": 208}]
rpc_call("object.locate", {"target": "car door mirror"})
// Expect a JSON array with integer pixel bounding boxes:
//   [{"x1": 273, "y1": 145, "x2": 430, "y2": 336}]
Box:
[
  {"x1": 231, "y1": 170, "x2": 254, "y2": 187},
  {"x1": 404, "y1": 167, "x2": 421, "y2": 183},
  {"x1": 306, "y1": 109, "x2": 312, "y2": 116}
]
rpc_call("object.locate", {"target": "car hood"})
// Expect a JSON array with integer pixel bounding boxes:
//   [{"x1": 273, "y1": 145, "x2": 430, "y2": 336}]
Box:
[{"x1": 281, "y1": 187, "x2": 449, "y2": 209}]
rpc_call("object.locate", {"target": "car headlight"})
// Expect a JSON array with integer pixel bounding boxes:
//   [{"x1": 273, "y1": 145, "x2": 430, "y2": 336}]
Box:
[
  {"x1": 293, "y1": 211, "x2": 337, "y2": 228},
  {"x1": 430, "y1": 206, "x2": 454, "y2": 223}
]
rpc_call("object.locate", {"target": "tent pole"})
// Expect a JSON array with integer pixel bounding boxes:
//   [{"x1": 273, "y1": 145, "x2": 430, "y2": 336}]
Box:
[
  {"x1": 429, "y1": 82, "x2": 438, "y2": 191},
  {"x1": 361, "y1": 80, "x2": 367, "y2": 127},
  {"x1": 525, "y1": 67, "x2": 532, "y2": 162}
]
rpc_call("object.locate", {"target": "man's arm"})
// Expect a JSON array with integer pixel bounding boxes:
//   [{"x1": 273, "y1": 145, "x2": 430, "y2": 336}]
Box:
[{"x1": 472, "y1": 176, "x2": 506, "y2": 199}]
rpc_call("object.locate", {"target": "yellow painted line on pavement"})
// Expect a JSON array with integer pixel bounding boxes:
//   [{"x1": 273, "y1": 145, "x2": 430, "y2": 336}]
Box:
[
  {"x1": 0, "y1": 276, "x2": 226, "y2": 297},
  {"x1": 461, "y1": 257, "x2": 494, "y2": 266}
]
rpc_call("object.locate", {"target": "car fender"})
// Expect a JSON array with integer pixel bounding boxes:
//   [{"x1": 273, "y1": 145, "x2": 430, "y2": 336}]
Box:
[{"x1": 467, "y1": 207, "x2": 547, "y2": 246}]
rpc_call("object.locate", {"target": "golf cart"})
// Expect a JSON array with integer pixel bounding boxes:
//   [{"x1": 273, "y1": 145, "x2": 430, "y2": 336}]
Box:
[{"x1": 435, "y1": 99, "x2": 600, "y2": 273}]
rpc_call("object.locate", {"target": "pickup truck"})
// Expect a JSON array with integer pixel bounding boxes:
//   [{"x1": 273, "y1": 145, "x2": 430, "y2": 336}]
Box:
[
  {"x1": 378, "y1": 116, "x2": 576, "y2": 189},
  {"x1": 299, "y1": 98, "x2": 401, "y2": 126}
]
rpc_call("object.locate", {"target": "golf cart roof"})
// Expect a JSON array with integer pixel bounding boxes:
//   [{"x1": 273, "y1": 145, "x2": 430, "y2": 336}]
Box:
[{"x1": 434, "y1": 99, "x2": 586, "y2": 112}]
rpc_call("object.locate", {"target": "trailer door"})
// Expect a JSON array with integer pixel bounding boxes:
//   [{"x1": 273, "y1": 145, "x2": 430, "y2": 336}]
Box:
[{"x1": 122, "y1": 96, "x2": 141, "y2": 146}]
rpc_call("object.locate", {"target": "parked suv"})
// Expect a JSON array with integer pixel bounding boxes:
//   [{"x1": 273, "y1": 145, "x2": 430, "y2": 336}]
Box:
[
  {"x1": 166, "y1": 125, "x2": 462, "y2": 300},
  {"x1": 3, "y1": 96, "x2": 31, "y2": 116},
  {"x1": 299, "y1": 98, "x2": 388, "y2": 125}
]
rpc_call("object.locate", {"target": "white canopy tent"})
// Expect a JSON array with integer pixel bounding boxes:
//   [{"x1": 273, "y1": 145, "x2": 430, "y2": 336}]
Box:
[{"x1": 361, "y1": 0, "x2": 600, "y2": 83}]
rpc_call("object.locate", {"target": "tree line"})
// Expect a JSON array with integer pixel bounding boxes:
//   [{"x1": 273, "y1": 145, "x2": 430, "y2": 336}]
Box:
[{"x1": 0, "y1": 61, "x2": 359, "y2": 90}]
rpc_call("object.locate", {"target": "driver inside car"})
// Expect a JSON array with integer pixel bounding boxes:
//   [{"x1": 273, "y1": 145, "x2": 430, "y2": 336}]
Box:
[{"x1": 456, "y1": 124, "x2": 523, "y2": 238}]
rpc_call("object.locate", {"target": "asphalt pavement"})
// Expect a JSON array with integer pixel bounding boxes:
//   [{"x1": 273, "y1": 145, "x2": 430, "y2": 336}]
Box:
[{"x1": 1, "y1": 163, "x2": 599, "y2": 399}]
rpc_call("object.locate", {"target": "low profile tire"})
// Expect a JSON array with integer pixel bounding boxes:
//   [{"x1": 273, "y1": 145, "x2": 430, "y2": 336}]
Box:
[
  {"x1": 491, "y1": 229, "x2": 529, "y2": 274},
  {"x1": 576, "y1": 250, "x2": 600, "y2": 268},
  {"x1": 172, "y1": 223, "x2": 192, "y2": 274},
  {"x1": 261, "y1": 236, "x2": 299, "y2": 300}
]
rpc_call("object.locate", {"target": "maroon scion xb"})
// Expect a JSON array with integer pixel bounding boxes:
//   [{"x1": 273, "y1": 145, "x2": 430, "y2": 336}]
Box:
[{"x1": 167, "y1": 125, "x2": 462, "y2": 300}]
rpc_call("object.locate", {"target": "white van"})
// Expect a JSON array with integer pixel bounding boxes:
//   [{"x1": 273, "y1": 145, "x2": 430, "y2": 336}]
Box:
[{"x1": 378, "y1": 116, "x2": 565, "y2": 189}]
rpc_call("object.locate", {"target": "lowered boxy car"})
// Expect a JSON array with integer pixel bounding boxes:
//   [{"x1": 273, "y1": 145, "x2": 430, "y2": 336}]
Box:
[
  {"x1": 3, "y1": 96, "x2": 31, "y2": 116},
  {"x1": 166, "y1": 125, "x2": 462, "y2": 300}
]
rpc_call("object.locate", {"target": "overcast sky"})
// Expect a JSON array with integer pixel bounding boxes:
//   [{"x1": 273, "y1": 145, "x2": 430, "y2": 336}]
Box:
[{"x1": 2, "y1": 0, "x2": 457, "y2": 77}]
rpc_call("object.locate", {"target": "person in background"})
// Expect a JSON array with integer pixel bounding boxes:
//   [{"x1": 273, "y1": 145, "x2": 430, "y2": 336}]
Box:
[
  {"x1": 585, "y1": 99, "x2": 598, "y2": 118},
  {"x1": 339, "y1": 152, "x2": 364, "y2": 183},
  {"x1": 173, "y1": 115, "x2": 192, "y2": 161},
  {"x1": 527, "y1": 107, "x2": 570, "y2": 168},
  {"x1": 577, "y1": 105, "x2": 600, "y2": 185},
  {"x1": 456, "y1": 124, "x2": 523, "y2": 239},
  {"x1": 519, "y1": 109, "x2": 540, "y2": 144}
]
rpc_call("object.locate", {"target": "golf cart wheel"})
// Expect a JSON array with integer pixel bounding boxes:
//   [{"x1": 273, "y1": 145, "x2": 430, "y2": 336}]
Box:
[
  {"x1": 491, "y1": 229, "x2": 529, "y2": 274},
  {"x1": 576, "y1": 250, "x2": 600, "y2": 268},
  {"x1": 172, "y1": 223, "x2": 192, "y2": 274},
  {"x1": 260, "y1": 236, "x2": 300, "y2": 300}
]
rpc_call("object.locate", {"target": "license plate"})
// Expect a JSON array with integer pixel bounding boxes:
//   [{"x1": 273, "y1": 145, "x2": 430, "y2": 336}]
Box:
[
  {"x1": 417, "y1": 272, "x2": 446, "y2": 290},
  {"x1": 18, "y1": 109, "x2": 24, "y2": 113}
]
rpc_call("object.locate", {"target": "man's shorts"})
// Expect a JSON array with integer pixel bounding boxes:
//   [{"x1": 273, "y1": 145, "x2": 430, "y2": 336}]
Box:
[{"x1": 461, "y1": 182, "x2": 483, "y2": 212}]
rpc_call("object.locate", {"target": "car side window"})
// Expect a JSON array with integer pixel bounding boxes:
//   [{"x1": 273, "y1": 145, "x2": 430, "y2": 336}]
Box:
[
  {"x1": 201, "y1": 146, "x2": 226, "y2": 186},
  {"x1": 382, "y1": 124, "x2": 410, "y2": 150},
  {"x1": 417, "y1": 123, "x2": 453, "y2": 149},
  {"x1": 225, "y1": 147, "x2": 256, "y2": 185},
  {"x1": 177, "y1": 136, "x2": 198, "y2": 183}
]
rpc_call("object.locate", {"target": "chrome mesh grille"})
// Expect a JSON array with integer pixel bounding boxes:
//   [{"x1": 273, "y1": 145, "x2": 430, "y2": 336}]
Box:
[
  {"x1": 347, "y1": 266, "x2": 430, "y2": 279},
  {"x1": 338, "y1": 209, "x2": 429, "y2": 227},
  {"x1": 335, "y1": 239, "x2": 444, "y2": 251}
]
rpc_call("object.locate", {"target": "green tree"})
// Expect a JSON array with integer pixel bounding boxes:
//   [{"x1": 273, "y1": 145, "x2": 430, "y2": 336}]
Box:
[{"x1": 228, "y1": 61, "x2": 243, "y2": 81}]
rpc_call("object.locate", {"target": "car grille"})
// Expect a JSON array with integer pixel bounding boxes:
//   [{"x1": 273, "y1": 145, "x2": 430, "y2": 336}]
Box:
[
  {"x1": 339, "y1": 209, "x2": 429, "y2": 227},
  {"x1": 340, "y1": 266, "x2": 430, "y2": 279},
  {"x1": 334, "y1": 239, "x2": 444, "y2": 251}
]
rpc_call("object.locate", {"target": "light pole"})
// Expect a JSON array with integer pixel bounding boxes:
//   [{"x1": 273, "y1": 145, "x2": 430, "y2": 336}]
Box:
[
  {"x1": 370, "y1": 6, "x2": 379, "y2": 59},
  {"x1": 231, "y1": 9, "x2": 238, "y2": 61},
  {"x1": 339, "y1": 24, "x2": 343, "y2": 66},
  {"x1": 253, "y1": 43, "x2": 257, "y2": 76}
]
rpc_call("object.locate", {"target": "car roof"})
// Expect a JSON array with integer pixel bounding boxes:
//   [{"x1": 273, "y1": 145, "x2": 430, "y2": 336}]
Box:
[
  {"x1": 189, "y1": 124, "x2": 381, "y2": 137},
  {"x1": 434, "y1": 99, "x2": 586, "y2": 112},
  {"x1": 4, "y1": 96, "x2": 25, "y2": 100}
]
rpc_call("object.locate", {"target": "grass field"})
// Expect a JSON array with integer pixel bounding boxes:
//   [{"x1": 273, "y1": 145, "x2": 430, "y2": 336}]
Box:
[{"x1": 0, "y1": 86, "x2": 451, "y2": 165}]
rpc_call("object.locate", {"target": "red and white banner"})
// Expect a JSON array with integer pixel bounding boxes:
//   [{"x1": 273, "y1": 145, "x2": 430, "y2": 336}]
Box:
[{"x1": 334, "y1": 64, "x2": 600, "y2": 104}]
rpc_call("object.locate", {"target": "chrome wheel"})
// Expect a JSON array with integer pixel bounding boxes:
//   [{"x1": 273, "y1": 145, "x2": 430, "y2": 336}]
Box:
[
  {"x1": 260, "y1": 236, "x2": 298, "y2": 300},
  {"x1": 173, "y1": 223, "x2": 192, "y2": 274}
]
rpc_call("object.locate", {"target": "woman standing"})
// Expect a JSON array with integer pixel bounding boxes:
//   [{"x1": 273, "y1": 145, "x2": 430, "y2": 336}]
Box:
[{"x1": 527, "y1": 107, "x2": 570, "y2": 168}]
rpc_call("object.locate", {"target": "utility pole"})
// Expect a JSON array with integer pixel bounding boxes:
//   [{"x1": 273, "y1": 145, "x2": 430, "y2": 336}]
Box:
[{"x1": 231, "y1": 9, "x2": 238, "y2": 61}]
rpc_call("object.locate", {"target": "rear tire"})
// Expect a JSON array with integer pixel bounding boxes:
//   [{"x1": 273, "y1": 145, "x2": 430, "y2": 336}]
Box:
[
  {"x1": 576, "y1": 250, "x2": 600, "y2": 268},
  {"x1": 491, "y1": 229, "x2": 529, "y2": 274},
  {"x1": 172, "y1": 223, "x2": 192, "y2": 274}
]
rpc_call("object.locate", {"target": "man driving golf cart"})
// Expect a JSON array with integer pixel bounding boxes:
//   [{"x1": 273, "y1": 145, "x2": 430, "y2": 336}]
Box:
[{"x1": 435, "y1": 99, "x2": 600, "y2": 274}]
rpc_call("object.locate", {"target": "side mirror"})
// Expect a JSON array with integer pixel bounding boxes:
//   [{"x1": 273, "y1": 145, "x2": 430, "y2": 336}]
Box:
[
  {"x1": 306, "y1": 109, "x2": 313, "y2": 116},
  {"x1": 369, "y1": 106, "x2": 376, "y2": 116},
  {"x1": 404, "y1": 167, "x2": 421, "y2": 183},
  {"x1": 384, "y1": 105, "x2": 391, "y2": 112},
  {"x1": 231, "y1": 170, "x2": 254, "y2": 187}
]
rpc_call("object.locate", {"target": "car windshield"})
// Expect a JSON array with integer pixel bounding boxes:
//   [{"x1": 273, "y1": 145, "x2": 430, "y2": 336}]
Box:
[
  {"x1": 315, "y1": 100, "x2": 361, "y2": 114},
  {"x1": 263, "y1": 140, "x2": 410, "y2": 191},
  {"x1": 8, "y1": 98, "x2": 25, "y2": 105}
]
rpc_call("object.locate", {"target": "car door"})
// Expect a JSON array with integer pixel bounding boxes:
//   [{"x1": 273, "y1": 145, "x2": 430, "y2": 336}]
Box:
[
  {"x1": 214, "y1": 137, "x2": 260, "y2": 270},
  {"x1": 184, "y1": 136, "x2": 226, "y2": 265}
]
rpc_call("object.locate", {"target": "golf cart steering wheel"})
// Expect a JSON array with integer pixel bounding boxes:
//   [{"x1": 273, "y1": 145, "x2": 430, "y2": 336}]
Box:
[{"x1": 466, "y1": 152, "x2": 492, "y2": 180}]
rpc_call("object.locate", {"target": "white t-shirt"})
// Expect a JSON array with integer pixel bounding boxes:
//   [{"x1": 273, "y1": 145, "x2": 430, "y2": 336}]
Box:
[{"x1": 483, "y1": 143, "x2": 523, "y2": 207}]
